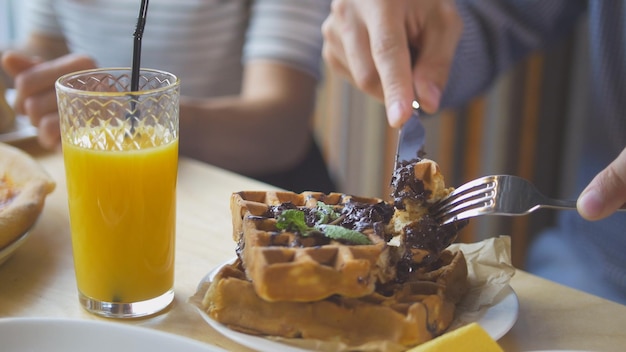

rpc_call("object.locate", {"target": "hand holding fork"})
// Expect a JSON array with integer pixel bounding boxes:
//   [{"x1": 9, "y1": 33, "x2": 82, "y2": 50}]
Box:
[{"x1": 430, "y1": 175, "x2": 626, "y2": 225}]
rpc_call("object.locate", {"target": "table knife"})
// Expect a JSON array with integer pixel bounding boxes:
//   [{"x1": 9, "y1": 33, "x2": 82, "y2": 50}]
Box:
[{"x1": 394, "y1": 100, "x2": 426, "y2": 169}]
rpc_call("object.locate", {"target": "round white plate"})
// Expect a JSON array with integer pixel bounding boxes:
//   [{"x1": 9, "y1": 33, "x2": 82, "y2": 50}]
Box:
[
  {"x1": 0, "y1": 317, "x2": 227, "y2": 352},
  {"x1": 197, "y1": 259, "x2": 519, "y2": 352},
  {"x1": 474, "y1": 284, "x2": 519, "y2": 340},
  {"x1": 0, "y1": 90, "x2": 37, "y2": 143},
  {"x1": 0, "y1": 231, "x2": 31, "y2": 266},
  {"x1": 0, "y1": 115, "x2": 37, "y2": 143}
]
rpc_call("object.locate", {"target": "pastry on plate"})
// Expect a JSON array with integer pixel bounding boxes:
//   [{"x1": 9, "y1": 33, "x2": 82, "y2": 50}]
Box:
[{"x1": 0, "y1": 143, "x2": 56, "y2": 249}]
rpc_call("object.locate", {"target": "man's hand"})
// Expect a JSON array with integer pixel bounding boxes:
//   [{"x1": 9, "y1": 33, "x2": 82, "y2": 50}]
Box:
[
  {"x1": 322, "y1": 0, "x2": 462, "y2": 127},
  {"x1": 1, "y1": 51, "x2": 96, "y2": 148},
  {"x1": 578, "y1": 147, "x2": 626, "y2": 220}
]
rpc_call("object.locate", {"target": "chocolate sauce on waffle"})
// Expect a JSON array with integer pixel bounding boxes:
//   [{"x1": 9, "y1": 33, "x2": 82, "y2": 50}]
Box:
[
  {"x1": 239, "y1": 157, "x2": 467, "y2": 283},
  {"x1": 338, "y1": 199, "x2": 394, "y2": 237},
  {"x1": 265, "y1": 198, "x2": 394, "y2": 245},
  {"x1": 390, "y1": 158, "x2": 431, "y2": 210},
  {"x1": 390, "y1": 157, "x2": 468, "y2": 281}
]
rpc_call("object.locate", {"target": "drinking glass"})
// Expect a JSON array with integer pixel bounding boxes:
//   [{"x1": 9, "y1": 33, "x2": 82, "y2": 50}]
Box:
[{"x1": 56, "y1": 68, "x2": 180, "y2": 318}]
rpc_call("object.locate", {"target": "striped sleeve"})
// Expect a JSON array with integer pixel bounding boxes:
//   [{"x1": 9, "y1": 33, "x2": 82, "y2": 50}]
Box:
[
  {"x1": 243, "y1": 0, "x2": 331, "y2": 80},
  {"x1": 22, "y1": 0, "x2": 64, "y2": 38}
]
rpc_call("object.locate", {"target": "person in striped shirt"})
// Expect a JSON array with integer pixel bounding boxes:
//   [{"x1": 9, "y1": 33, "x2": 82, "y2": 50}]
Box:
[{"x1": 1, "y1": 0, "x2": 335, "y2": 193}]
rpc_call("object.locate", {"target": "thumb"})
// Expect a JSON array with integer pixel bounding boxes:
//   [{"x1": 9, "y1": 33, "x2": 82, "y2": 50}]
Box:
[
  {"x1": 1, "y1": 51, "x2": 41, "y2": 77},
  {"x1": 577, "y1": 147, "x2": 626, "y2": 220}
]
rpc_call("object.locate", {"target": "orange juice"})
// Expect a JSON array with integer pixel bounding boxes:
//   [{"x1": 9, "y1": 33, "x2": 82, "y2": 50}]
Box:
[{"x1": 63, "y1": 132, "x2": 178, "y2": 303}]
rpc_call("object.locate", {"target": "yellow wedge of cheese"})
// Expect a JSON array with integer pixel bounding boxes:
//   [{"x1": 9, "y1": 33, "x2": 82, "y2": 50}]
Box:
[{"x1": 407, "y1": 322, "x2": 504, "y2": 352}]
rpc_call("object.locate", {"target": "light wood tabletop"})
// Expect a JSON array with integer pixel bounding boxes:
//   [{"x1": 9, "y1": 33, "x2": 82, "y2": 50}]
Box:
[{"x1": 1, "y1": 141, "x2": 626, "y2": 352}]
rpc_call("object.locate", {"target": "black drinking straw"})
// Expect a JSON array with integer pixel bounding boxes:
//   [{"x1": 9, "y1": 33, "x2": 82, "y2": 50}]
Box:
[
  {"x1": 131, "y1": 0, "x2": 149, "y2": 92},
  {"x1": 127, "y1": 0, "x2": 149, "y2": 133}
]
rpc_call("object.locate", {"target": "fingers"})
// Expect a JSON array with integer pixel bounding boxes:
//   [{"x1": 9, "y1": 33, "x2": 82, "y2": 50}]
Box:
[
  {"x1": 1, "y1": 50, "x2": 40, "y2": 77},
  {"x1": 2, "y1": 52, "x2": 95, "y2": 149},
  {"x1": 322, "y1": 0, "x2": 384, "y2": 101},
  {"x1": 37, "y1": 113, "x2": 62, "y2": 150},
  {"x1": 23, "y1": 89, "x2": 58, "y2": 127},
  {"x1": 2, "y1": 51, "x2": 41, "y2": 114},
  {"x1": 362, "y1": 1, "x2": 414, "y2": 128},
  {"x1": 12, "y1": 53, "x2": 96, "y2": 112},
  {"x1": 321, "y1": 11, "x2": 355, "y2": 87},
  {"x1": 578, "y1": 147, "x2": 626, "y2": 220},
  {"x1": 322, "y1": 0, "x2": 463, "y2": 128},
  {"x1": 324, "y1": 0, "x2": 415, "y2": 127},
  {"x1": 411, "y1": 0, "x2": 463, "y2": 113}
]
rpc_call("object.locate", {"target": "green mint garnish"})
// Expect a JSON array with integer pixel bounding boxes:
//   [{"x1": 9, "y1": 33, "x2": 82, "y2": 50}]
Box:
[
  {"x1": 316, "y1": 224, "x2": 372, "y2": 245},
  {"x1": 275, "y1": 203, "x2": 372, "y2": 245},
  {"x1": 276, "y1": 209, "x2": 310, "y2": 234},
  {"x1": 314, "y1": 202, "x2": 340, "y2": 225}
]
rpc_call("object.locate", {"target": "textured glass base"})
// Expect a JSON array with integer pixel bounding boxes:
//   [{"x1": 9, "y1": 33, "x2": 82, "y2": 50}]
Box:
[{"x1": 79, "y1": 289, "x2": 174, "y2": 319}]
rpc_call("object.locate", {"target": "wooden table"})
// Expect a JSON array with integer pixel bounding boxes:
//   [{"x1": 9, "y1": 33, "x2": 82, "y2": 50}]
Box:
[{"x1": 2, "y1": 142, "x2": 626, "y2": 352}]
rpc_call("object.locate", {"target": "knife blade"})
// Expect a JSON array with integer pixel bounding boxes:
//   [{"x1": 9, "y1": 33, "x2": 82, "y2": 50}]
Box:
[{"x1": 394, "y1": 100, "x2": 426, "y2": 169}]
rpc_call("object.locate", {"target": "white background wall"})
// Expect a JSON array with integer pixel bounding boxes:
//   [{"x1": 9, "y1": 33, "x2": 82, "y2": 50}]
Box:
[{"x1": 0, "y1": 0, "x2": 26, "y2": 48}]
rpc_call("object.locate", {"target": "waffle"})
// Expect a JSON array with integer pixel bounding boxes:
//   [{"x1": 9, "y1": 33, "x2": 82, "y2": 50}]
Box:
[
  {"x1": 201, "y1": 249, "x2": 469, "y2": 348},
  {"x1": 200, "y1": 158, "x2": 471, "y2": 347},
  {"x1": 390, "y1": 158, "x2": 454, "y2": 233},
  {"x1": 230, "y1": 191, "x2": 396, "y2": 302},
  {"x1": 390, "y1": 159, "x2": 468, "y2": 271}
]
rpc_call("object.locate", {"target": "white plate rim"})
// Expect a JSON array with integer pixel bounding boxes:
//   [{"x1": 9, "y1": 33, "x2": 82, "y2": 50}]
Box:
[
  {"x1": 0, "y1": 115, "x2": 38, "y2": 143},
  {"x1": 0, "y1": 90, "x2": 37, "y2": 143},
  {"x1": 0, "y1": 317, "x2": 227, "y2": 352},
  {"x1": 473, "y1": 284, "x2": 519, "y2": 340},
  {"x1": 0, "y1": 230, "x2": 31, "y2": 266},
  {"x1": 196, "y1": 258, "x2": 519, "y2": 351}
]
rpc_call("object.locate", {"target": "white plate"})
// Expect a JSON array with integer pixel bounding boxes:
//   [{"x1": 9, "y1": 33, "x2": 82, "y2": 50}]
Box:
[
  {"x1": 196, "y1": 259, "x2": 519, "y2": 352},
  {"x1": 0, "y1": 90, "x2": 37, "y2": 143},
  {"x1": 0, "y1": 317, "x2": 227, "y2": 352},
  {"x1": 472, "y1": 284, "x2": 519, "y2": 340},
  {"x1": 0, "y1": 231, "x2": 31, "y2": 266}
]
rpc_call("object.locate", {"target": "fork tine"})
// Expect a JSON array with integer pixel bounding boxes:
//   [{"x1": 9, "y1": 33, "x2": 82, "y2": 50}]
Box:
[
  {"x1": 430, "y1": 176, "x2": 498, "y2": 224},
  {"x1": 439, "y1": 204, "x2": 495, "y2": 225},
  {"x1": 431, "y1": 177, "x2": 496, "y2": 212},
  {"x1": 445, "y1": 176, "x2": 491, "y2": 195},
  {"x1": 433, "y1": 182, "x2": 496, "y2": 213},
  {"x1": 432, "y1": 192, "x2": 495, "y2": 221}
]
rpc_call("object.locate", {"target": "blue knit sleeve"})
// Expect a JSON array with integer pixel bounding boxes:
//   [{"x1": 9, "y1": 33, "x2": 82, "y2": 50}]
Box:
[{"x1": 441, "y1": 0, "x2": 587, "y2": 108}]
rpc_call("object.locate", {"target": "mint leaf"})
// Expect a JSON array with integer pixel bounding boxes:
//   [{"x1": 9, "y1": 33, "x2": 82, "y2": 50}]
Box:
[
  {"x1": 275, "y1": 206, "x2": 372, "y2": 245},
  {"x1": 276, "y1": 209, "x2": 312, "y2": 234},
  {"x1": 317, "y1": 224, "x2": 372, "y2": 245},
  {"x1": 314, "y1": 202, "x2": 340, "y2": 225}
]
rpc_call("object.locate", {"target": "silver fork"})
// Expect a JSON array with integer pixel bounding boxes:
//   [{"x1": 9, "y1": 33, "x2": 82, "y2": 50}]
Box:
[{"x1": 430, "y1": 175, "x2": 626, "y2": 225}]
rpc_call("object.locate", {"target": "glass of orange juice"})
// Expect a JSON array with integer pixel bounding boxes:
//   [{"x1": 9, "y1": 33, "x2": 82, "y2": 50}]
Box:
[{"x1": 56, "y1": 68, "x2": 179, "y2": 318}]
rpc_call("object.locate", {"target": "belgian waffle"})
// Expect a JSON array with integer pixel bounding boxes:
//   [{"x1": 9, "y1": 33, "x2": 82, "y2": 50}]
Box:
[
  {"x1": 230, "y1": 191, "x2": 395, "y2": 302},
  {"x1": 201, "y1": 249, "x2": 469, "y2": 348},
  {"x1": 200, "y1": 158, "x2": 471, "y2": 348}
]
